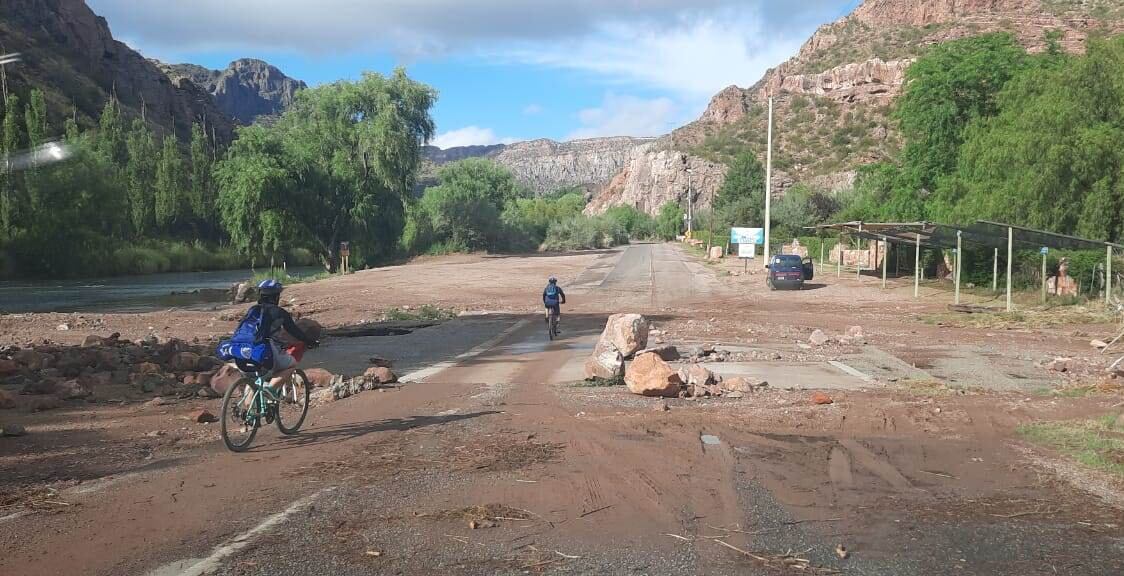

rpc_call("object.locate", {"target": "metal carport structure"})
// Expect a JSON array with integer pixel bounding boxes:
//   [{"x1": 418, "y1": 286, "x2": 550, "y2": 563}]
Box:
[{"x1": 807, "y1": 220, "x2": 1123, "y2": 311}]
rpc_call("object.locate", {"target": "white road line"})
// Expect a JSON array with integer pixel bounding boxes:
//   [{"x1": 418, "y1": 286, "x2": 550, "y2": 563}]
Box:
[
  {"x1": 146, "y1": 487, "x2": 336, "y2": 576},
  {"x1": 399, "y1": 318, "x2": 530, "y2": 383},
  {"x1": 828, "y1": 360, "x2": 874, "y2": 382}
]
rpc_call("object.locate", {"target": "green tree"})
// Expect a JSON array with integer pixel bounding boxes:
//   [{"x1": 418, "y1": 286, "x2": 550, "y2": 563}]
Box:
[
  {"x1": 216, "y1": 68, "x2": 437, "y2": 269},
  {"x1": 96, "y1": 98, "x2": 128, "y2": 167},
  {"x1": 414, "y1": 159, "x2": 522, "y2": 252},
  {"x1": 772, "y1": 184, "x2": 837, "y2": 239},
  {"x1": 189, "y1": 122, "x2": 214, "y2": 233},
  {"x1": 655, "y1": 201, "x2": 682, "y2": 240},
  {"x1": 125, "y1": 118, "x2": 157, "y2": 236},
  {"x1": 21, "y1": 90, "x2": 49, "y2": 213},
  {"x1": 154, "y1": 133, "x2": 185, "y2": 229},
  {"x1": 2, "y1": 95, "x2": 24, "y2": 240},
  {"x1": 896, "y1": 33, "x2": 1028, "y2": 198},
  {"x1": 714, "y1": 151, "x2": 765, "y2": 215},
  {"x1": 937, "y1": 36, "x2": 1124, "y2": 239}
]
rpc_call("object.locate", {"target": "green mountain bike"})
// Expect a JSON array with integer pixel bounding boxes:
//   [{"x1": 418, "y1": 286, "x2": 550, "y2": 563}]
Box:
[{"x1": 221, "y1": 364, "x2": 311, "y2": 452}]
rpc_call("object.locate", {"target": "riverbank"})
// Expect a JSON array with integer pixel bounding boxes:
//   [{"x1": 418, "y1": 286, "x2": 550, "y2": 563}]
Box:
[
  {"x1": 0, "y1": 250, "x2": 608, "y2": 346},
  {"x1": 0, "y1": 241, "x2": 319, "y2": 281}
]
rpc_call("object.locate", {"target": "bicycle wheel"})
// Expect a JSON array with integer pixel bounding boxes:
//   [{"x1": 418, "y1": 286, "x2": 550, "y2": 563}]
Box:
[
  {"x1": 548, "y1": 315, "x2": 556, "y2": 340},
  {"x1": 221, "y1": 378, "x2": 259, "y2": 452},
  {"x1": 276, "y1": 369, "x2": 311, "y2": 435}
]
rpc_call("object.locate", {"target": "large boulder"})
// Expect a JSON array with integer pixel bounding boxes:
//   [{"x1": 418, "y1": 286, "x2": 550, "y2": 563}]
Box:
[
  {"x1": 210, "y1": 364, "x2": 244, "y2": 395},
  {"x1": 363, "y1": 366, "x2": 397, "y2": 385},
  {"x1": 682, "y1": 364, "x2": 717, "y2": 387},
  {"x1": 601, "y1": 314, "x2": 649, "y2": 359},
  {"x1": 584, "y1": 341, "x2": 624, "y2": 380},
  {"x1": 625, "y1": 352, "x2": 683, "y2": 397},
  {"x1": 722, "y1": 377, "x2": 768, "y2": 394},
  {"x1": 232, "y1": 282, "x2": 254, "y2": 304},
  {"x1": 809, "y1": 329, "x2": 831, "y2": 347}
]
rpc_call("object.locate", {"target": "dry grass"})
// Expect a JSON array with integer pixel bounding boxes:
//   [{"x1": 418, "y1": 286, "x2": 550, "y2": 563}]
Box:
[
  {"x1": 1018, "y1": 415, "x2": 1124, "y2": 480},
  {"x1": 921, "y1": 305, "x2": 1118, "y2": 329}
]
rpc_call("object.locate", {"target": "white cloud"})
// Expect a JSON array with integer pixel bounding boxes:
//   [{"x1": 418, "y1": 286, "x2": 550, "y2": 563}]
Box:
[
  {"x1": 431, "y1": 126, "x2": 515, "y2": 149},
  {"x1": 88, "y1": 1, "x2": 844, "y2": 60},
  {"x1": 501, "y1": 8, "x2": 807, "y2": 100},
  {"x1": 522, "y1": 104, "x2": 543, "y2": 115},
  {"x1": 567, "y1": 93, "x2": 676, "y2": 140}
]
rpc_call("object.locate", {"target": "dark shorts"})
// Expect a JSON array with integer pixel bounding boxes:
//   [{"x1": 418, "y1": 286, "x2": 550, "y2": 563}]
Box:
[{"x1": 544, "y1": 303, "x2": 561, "y2": 317}]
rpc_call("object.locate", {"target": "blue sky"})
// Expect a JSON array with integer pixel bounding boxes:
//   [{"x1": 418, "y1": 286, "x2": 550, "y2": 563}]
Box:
[{"x1": 89, "y1": 0, "x2": 860, "y2": 148}]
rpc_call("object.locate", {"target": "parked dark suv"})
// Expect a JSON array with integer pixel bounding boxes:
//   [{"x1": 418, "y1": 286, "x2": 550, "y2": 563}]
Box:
[{"x1": 766, "y1": 254, "x2": 814, "y2": 290}]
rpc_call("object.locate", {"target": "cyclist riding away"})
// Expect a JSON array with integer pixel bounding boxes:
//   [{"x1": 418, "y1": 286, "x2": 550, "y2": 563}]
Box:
[
  {"x1": 543, "y1": 276, "x2": 566, "y2": 331},
  {"x1": 218, "y1": 279, "x2": 318, "y2": 391}
]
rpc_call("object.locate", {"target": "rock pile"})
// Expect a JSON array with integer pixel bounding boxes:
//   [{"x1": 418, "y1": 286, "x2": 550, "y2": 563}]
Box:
[
  {"x1": 582, "y1": 315, "x2": 769, "y2": 400},
  {"x1": 0, "y1": 325, "x2": 337, "y2": 409},
  {"x1": 583, "y1": 314, "x2": 650, "y2": 380}
]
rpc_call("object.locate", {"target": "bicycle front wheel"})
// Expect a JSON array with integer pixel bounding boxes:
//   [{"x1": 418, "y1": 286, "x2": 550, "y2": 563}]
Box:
[
  {"x1": 276, "y1": 369, "x2": 311, "y2": 435},
  {"x1": 221, "y1": 378, "x2": 259, "y2": 452}
]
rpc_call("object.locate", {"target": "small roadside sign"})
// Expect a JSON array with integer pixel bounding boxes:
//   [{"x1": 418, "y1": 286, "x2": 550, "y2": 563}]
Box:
[
  {"x1": 1040, "y1": 247, "x2": 1048, "y2": 255},
  {"x1": 730, "y1": 227, "x2": 764, "y2": 245},
  {"x1": 738, "y1": 243, "x2": 756, "y2": 259}
]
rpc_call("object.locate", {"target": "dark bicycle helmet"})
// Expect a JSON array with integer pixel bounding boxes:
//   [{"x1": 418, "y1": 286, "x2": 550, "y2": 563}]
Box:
[
  {"x1": 548, "y1": 276, "x2": 557, "y2": 284},
  {"x1": 257, "y1": 279, "x2": 283, "y2": 295}
]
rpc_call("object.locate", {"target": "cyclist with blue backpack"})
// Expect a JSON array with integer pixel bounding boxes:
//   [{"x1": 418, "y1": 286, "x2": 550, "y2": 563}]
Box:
[
  {"x1": 217, "y1": 279, "x2": 318, "y2": 386},
  {"x1": 543, "y1": 276, "x2": 566, "y2": 331}
]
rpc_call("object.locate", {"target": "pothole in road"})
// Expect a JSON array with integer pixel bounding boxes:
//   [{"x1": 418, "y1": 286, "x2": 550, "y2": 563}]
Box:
[{"x1": 326, "y1": 320, "x2": 443, "y2": 338}]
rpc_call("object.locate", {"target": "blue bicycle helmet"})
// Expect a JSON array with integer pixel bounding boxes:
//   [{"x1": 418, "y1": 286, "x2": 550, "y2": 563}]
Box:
[{"x1": 257, "y1": 279, "x2": 283, "y2": 295}]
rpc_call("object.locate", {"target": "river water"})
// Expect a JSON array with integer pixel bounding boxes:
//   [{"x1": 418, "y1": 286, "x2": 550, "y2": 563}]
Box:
[{"x1": 0, "y1": 266, "x2": 322, "y2": 314}]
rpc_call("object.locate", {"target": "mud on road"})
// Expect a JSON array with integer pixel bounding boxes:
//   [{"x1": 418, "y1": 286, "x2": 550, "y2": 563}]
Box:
[{"x1": 2, "y1": 243, "x2": 1123, "y2": 575}]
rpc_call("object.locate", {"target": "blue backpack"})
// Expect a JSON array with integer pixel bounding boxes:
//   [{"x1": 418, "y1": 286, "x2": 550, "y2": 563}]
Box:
[
  {"x1": 216, "y1": 305, "x2": 273, "y2": 368},
  {"x1": 544, "y1": 283, "x2": 560, "y2": 305}
]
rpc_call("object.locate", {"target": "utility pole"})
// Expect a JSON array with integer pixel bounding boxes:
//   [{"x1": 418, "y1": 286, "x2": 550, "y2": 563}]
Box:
[
  {"x1": 685, "y1": 166, "x2": 693, "y2": 238},
  {"x1": 763, "y1": 97, "x2": 773, "y2": 265}
]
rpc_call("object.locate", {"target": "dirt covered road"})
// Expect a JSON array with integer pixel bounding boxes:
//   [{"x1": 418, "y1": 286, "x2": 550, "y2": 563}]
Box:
[{"x1": 2, "y1": 243, "x2": 1123, "y2": 575}]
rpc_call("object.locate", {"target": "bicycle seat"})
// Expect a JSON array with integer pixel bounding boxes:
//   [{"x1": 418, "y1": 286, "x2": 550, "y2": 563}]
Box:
[{"x1": 234, "y1": 358, "x2": 272, "y2": 377}]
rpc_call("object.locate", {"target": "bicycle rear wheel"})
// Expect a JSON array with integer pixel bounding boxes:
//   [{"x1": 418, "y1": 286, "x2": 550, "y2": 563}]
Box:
[
  {"x1": 221, "y1": 378, "x2": 259, "y2": 452},
  {"x1": 276, "y1": 369, "x2": 311, "y2": 435}
]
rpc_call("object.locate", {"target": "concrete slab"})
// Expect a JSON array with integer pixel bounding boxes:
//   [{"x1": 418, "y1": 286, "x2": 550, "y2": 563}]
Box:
[
  {"x1": 703, "y1": 361, "x2": 872, "y2": 390},
  {"x1": 306, "y1": 316, "x2": 522, "y2": 377}
]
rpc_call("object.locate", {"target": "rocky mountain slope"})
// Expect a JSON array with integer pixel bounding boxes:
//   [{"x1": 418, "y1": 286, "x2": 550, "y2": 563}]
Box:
[
  {"x1": 424, "y1": 137, "x2": 655, "y2": 196},
  {"x1": 0, "y1": 0, "x2": 234, "y2": 142},
  {"x1": 161, "y1": 59, "x2": 306, "y2": 125},
  {"x1": 587, "y1": 0, "x2": 1124, "y2": 215}
]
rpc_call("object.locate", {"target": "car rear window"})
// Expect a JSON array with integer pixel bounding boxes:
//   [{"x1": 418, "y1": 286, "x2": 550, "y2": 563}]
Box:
[{"x1": 772, "y1": 255, "x2": 802, "y2": 268}]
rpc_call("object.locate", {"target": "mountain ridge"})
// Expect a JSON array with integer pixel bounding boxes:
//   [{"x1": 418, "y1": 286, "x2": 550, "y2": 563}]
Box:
[
  {"x1": 587, "y1": 0, "x2": 1124, "y2": 215},
  {"x1": 160, "y1": 58, "x2": 307, "y2": 125},
  {"x1": 0, "y1": 0, "x2": 235, "y2": 142}
]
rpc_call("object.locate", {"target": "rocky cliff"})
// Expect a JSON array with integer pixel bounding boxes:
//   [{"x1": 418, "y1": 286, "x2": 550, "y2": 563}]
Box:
[
  {"x1": 588, "y1": 0, "x2": 1124, "y2": 215},
  {"x1": 162, "y1": 59, "x2": 306, "y2": 125},
  {"x1": 423, "y1": 137, "x2": 654, "y2": 196},
  {"x1": 0, "y1": 0, "x2": 234, "y2": 142}
]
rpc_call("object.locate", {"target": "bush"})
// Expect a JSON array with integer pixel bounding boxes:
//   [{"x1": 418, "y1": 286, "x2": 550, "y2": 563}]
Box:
[
  {"x1": 541, "y1": 216, "x2": 628, "y2": 251},
  {"x1": 604, "y1": 205, "x2": 658, "y2": 239}
]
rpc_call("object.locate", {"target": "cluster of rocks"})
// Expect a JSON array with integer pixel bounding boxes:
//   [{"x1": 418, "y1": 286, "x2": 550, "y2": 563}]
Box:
[
  {"x1": 806, "y1": 326, "x2": 866, "y2": 348},
  {"x1": 314, "y1": 358, "x2": 398, "y2": 404},
  {"x1": 626, "y1": 353, "x2": 767, "y2": 399},
  {"x1": 582, "y1": 314, "x2": 767, "y2": 400},
  {"x1": 0, "y1": 318, "x2": 329, "y2": 413},
  {"x1": 0, "y1": 332, "x2": 229, "y2": 411}
]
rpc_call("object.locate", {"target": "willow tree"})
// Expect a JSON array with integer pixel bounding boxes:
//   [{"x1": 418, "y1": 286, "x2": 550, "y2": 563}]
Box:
[{"x1": 216, "y1": 68, "x2": 437, "y2": 270}]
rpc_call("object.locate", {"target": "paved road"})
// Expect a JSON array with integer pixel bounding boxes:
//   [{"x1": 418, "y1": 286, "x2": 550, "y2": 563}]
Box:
[{"x1": 3, "y1": 244, "x2": 1121, "y2": 576}]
